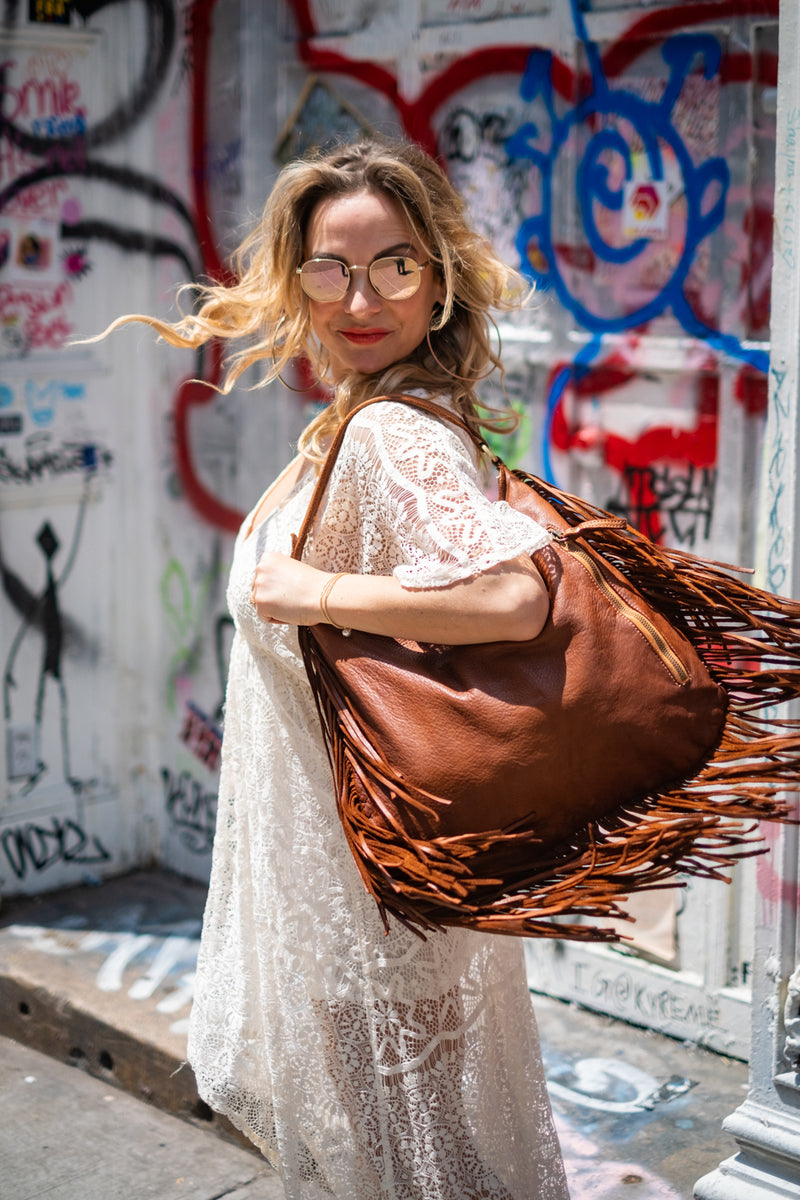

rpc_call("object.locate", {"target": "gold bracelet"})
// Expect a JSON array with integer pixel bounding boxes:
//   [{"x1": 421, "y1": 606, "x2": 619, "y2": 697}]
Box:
[{"x1": 319, "y1": 572, "x2": 349, "y2": 629}]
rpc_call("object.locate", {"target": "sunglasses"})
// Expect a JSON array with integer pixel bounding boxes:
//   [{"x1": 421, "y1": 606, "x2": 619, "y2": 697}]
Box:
[{"x1": 296, "y1": 255, "x2": 430, "y2": 303}]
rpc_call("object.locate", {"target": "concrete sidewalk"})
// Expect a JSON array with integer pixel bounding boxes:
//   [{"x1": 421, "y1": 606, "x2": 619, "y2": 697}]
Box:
[
  {"x1": 0, "y1": 869, "x2": 748, "y2": 1199},
  {"x1": 1, "y1": 1034, "x2": 284, "y2": 1200}
]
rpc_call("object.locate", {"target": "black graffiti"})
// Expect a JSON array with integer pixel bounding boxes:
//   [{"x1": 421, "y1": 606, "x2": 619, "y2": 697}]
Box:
[
  {"x1": 1, "y1": 0, "x2": 176, "y2": 156},
  {"x1": 606, "y1": 464, "x2": 717, "y2": 548},
  {"x1": 173, "y1": 0, "x2": 197, "y2": 93},
  {"x1": 0, "y1": 0, "x2": 201, "y2": 300},
  {"x1": 2, "y1": 473, "x2": 100, "y2": 792},
  {"x1": 1, "y1": 814, "x2": 110, "y2": 879},
  {"x1": 440, "y1": 106, "x2": 515, "y2": 165},
  {"x1": 213, "y1": 612, "x2": 233, "y2": 720},
  {"x1": 63, "y1": 217, "x2": 197, "y2": 279},
  {"x1": 161, "y1": 766, "x2": 217, "y2": 853},
  {"x1": 0, "y1": 437, "x2": 112, "y2": 484},
  {"x1": 438, "y1": 105, "x2": 535, "y2": 234},
  {"x1": 0, "y1": 499, "x2": 99, "y2": 672},
  {"x1": 1, "y1": 156, "x2": 196, "y2": 236},
  {"x1": 0, "y1": 159, "x2": 202, "y2": 327}
]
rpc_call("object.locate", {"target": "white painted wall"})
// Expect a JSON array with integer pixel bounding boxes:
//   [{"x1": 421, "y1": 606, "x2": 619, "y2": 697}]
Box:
[{"x1": 0, "y1": 0, "x2": 791, "y2": 1070}]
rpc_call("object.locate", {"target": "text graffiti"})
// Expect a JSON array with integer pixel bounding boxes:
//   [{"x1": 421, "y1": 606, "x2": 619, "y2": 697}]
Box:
[
  {"x1": 607, "y1": 464, "x2": 716, "y2": 548},
  {"x1": 0, "y1": 437, "x2": 112, "y2": 485},
  {"x1": 1, "y1": 815, "x2": 110, "y2": 881},
  {"x1": 161, "y1": 766, "x2": 217, "y2": 853}
]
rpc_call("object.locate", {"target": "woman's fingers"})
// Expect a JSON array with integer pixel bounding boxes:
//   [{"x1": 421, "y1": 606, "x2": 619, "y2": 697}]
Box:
[{"x1": 251, "y1": 551, "x2": 324, "y2": 626}]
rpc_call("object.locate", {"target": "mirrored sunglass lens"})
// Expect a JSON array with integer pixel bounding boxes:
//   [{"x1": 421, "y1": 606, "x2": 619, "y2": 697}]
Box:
[
  {"x1": 369, "y1": 257, "x2": 421, "y2": 299},
  {"x1": 300, "y1": 259, "x2": 348, "y2": 300}
]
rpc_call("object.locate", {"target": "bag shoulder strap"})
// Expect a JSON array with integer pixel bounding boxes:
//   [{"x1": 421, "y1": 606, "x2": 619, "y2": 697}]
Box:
[{"x1": 291, "y1": 394, "x2": 491, "y2": 561}]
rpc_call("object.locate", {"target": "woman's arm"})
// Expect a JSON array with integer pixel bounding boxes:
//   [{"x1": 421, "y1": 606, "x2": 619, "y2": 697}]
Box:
[{"x1": 250, "y1": 550, "x2": 549, "y2": 644}]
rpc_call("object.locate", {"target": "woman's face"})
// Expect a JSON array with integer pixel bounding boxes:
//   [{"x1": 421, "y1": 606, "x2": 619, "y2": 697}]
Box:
[{"x1": 302, "y1": 188, "x2": 443, "y2": 384}]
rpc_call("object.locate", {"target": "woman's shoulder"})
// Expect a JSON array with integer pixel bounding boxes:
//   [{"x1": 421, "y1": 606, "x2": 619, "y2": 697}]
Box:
[
  {"x1": 342, "y1": 393, "x2": 482, "y2": 482},
  {"x1": 346, "y1": 392, "x2": 464, "y2": 438}
]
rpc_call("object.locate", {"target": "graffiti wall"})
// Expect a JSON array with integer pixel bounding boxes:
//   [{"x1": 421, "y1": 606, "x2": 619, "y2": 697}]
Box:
[
  {"x1": 267, "y1": 0, "x2": 778, "y2": 1051},
  {"x1": 0, "y1": 0, "x2": 782, "y2": 1046},
  {"x1": 283, "y1": 0, "x2": 775, "y2": 552},
  {"x1": 0, "y1": 0, "x2": 283, "y2": 894}
]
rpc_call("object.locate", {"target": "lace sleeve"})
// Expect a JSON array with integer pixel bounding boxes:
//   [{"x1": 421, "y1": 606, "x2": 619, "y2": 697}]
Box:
[{"x1": 344, "y1": 400, "x2": 551, "y2": 589}]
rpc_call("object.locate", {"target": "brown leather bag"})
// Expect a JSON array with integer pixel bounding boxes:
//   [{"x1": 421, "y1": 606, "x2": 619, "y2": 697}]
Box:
[{"x1": 293, "y1": 395, "x2": 799, "y2": 940}]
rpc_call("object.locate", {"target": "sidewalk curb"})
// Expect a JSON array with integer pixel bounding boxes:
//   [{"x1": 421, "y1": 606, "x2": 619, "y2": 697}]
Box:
[
  {"x1": 0, "y1": 869, "x2": 750, "y2": 1198},
  {"x1": 0, "y1": 961, "x2": 255, "y2": 1153}
]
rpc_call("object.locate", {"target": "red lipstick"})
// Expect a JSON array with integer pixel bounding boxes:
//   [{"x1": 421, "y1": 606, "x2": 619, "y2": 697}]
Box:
[{"x1": 340, "y1": 329, "x2": 390, "y2": 345}]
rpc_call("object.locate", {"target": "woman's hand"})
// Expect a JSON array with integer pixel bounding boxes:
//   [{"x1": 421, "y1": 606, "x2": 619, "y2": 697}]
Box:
[
  {"x1": 250, "y1": 552, "x2": 330, "y2": 626},
  {"x1": 251, "y1": 550, "x2": 549, "y2": 644}
]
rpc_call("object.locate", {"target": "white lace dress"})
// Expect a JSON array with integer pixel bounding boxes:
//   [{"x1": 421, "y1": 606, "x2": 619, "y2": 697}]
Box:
[{"x1": 188, "y1": 400, "x2": 570, "y2": 1200}]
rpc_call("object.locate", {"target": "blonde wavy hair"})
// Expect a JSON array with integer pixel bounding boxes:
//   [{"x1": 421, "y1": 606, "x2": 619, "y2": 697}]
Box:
[{"x1": 103, "y1": 137, "x2": 531, "y2": 462}]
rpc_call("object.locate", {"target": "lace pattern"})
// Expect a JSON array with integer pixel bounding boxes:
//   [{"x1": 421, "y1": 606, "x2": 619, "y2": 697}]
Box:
[
  {"x1": 305, "y1": 400, "x2": 551, "y2": 586},
  {"x1": 187, "y1": 400, "x2": 568, "y2": 1199}
]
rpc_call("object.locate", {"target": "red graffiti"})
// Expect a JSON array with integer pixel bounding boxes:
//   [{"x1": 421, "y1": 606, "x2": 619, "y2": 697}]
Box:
[
  {"x1": 171, "y1": 0, "x2": 242, "y2": 533},
  {"x1": 180, "y1": 701, "x2": 222, "y2": 773},
  {"x1": 735, "y1": 365, "x2": 769, "y2": 418},
  {"x1": 1, "y1": 175, "x2": 69, "y2": 217},
  {"x1": 0, "y1": 137, "x2": 39, "y2": 190},
  {"x1": 548, "y1": 354, "x2": 719, "y2": 542},
  {"x1": 550, "y1": 356, "x2": 718, "y2": 469},
  {"x1": 176, "y1": 0, "x2": 777, "y2": 532},
  {"x1": 0, "y1": 58, "x2": 82, "y2": 122},
  {"x1": 288, "y1": 0, "x2": 778, "y2": 158},
  {"x1": 177, "y1": 2, "x2": 336, "y2": 531}
]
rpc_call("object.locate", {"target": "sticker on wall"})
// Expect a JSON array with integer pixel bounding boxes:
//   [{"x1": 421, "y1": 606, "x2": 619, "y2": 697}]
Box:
[
  {"x1": 180, "y1": 701, "x2": 222, "y2": 773},
  {"x1": 622, "y1": 179, "x2": 670, "y2": 241},
  {"x1": 28, "y1": 0, "x2": 73, "y2": 23},
  {"x1": 0, "y1": 218, "x2": 62, "y2": 284}
]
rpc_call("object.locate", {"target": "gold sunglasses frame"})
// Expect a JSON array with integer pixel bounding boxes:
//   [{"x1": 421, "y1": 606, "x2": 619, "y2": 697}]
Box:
[{"x1": 296, "y1": 256, "x2": 431, "y2": 302}]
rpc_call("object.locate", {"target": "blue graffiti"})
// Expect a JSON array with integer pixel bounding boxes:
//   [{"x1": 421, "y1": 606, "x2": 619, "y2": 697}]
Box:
[
  {"x1": 507, "y1": 1, "x2": 766, "y2": 480},
  {"x1": 0, "y1": 384, "x2": 13, "y2": 409},
  {"x1": 25, "y1": 381, "x2": 86, "y2": 427}
]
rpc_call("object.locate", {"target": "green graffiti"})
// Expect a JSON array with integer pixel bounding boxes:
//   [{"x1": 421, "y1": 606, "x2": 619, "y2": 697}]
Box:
[
  {"x1": 481, "y1": 399, "x2": 533, "y2": 470},
  {"x1": 160, "y1": 556, "x2": 226, "y2": 712}
]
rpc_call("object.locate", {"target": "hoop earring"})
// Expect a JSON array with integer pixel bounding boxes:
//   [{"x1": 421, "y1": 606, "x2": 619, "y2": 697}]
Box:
[
  {"x1": 271, "y1": 318, "x2": 326, "y2": 394},
  {"x1": 488, "y1": 312, "x2": 503, "y2": 362},
  {"x1": 425, "y1": 321, "x2": 490, "y2": 385}
]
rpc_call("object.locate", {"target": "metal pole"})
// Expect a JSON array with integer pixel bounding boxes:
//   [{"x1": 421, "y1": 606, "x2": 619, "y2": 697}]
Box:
[{"x1": 694, "y1": 0, "x2": 800, "y2": 1194}]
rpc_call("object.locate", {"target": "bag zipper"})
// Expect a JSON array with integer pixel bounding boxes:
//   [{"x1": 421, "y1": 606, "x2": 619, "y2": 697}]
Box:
[{"x1": 558, "y1": 539, "x2": 690, "y2": 686}]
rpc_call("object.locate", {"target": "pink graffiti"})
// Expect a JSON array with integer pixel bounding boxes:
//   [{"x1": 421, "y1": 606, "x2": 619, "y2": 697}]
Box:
[
  {"x1": 0, "y1": 59, "x2": 82, "y2": 122},
  {"x1": 0, "y1": 281, "x2": 75, "y2": 350},
  {"x1": 556, "y1": 1119, "x2": 682, "y2": 1199},
  {"x1": 1, "y1": 176, "x2": 70, "y2": 218},
  {"x1": 0, "y1": 138, "x2": 38, "y2": 190},
  {"x1": 62, "y1": 247, "x2": 90, "y2": 280},
  {"x1": 756, "y1": 820, "x2": 800, "y2": 912},
  {"x1": 179, "y1": 703, "x2": 222, "y2": 774}
]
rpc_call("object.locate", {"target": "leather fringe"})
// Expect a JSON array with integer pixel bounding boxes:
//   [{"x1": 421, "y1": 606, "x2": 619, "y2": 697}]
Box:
[{"x1": 298, "y1": 469, "x2": 800, "y2": 943}]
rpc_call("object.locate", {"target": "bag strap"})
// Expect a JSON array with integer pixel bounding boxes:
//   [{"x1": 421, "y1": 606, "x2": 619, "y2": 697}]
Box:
[
  {"x1": 291, "y1": 392, "x2": 628, "y2": 561},
  {"x1": 291, "y1": 394, "x2": 491, "y2": 561}
]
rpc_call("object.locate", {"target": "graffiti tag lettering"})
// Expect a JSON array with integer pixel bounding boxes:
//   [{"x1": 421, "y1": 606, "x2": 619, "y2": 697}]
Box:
[
  {"x1": 161, "y1": 766, "x2": 217, "y2": 853},
  {"x1": 1, "y1": 815, "x2": 110, "y2": 880},
  {"x1": 606, "y1": 464, "x2": 716, "y2": 548},
  {"x1": 0, "y1": 437, "x2": 111, "y2": 484}
]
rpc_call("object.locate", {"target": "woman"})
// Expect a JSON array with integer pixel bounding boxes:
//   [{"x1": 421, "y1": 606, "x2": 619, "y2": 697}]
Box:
[{"x1": 119, "y1": 138, "x2": 569, "y2": 1199}]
